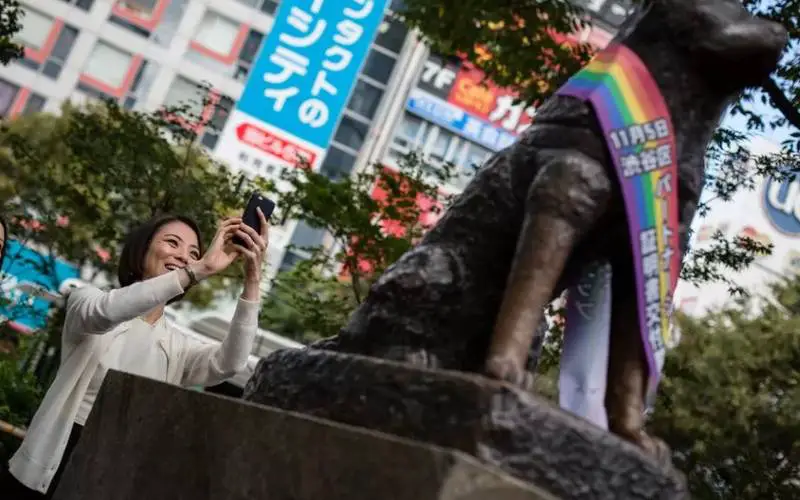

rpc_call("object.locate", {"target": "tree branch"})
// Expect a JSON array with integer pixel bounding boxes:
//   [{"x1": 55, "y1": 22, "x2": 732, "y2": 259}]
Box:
[{"x1": 763, "y1": 77, "x2": 800, "y2": 131}]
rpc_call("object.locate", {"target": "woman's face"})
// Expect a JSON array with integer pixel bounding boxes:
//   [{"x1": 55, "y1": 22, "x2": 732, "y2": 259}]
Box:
[{"x1": 142, "y1": 221, "x2": 201, "y2": 280}]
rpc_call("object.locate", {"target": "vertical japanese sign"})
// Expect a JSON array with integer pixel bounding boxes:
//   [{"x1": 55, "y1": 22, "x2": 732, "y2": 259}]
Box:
[
  {"x1": 216, "y1": 0, "x2": 389, "y2": 177},
  {"x1": 556, "y1": 43, "x2": 681, "y2": 407}
]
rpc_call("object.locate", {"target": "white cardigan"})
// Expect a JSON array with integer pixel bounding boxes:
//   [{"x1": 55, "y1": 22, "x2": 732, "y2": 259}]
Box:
[{"x1": 8, "y1": 271, "x2": 259, "y2": 493}]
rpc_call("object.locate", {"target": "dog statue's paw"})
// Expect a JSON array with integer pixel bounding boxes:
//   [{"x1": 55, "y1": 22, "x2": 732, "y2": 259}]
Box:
[
  {"x1": 646, "y1": 434, "x2": 675, "y2": 472},
  {"x1": 485, "y1": 354, "x2": 532, "y2": 389}
]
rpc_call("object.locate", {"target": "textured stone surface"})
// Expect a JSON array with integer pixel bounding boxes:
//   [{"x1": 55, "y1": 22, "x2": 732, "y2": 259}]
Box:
[
  {"x1": 244, "y1": 349, "x2": 689, "y2": 500},
  {"x1": 53, "y1": 370, "x2": 555, "y2": 500}
]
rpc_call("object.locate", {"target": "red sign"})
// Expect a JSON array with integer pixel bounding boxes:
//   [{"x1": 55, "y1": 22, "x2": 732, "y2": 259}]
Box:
[
  {"x1": 448, "y1": 66, "x2": 535, "y2": 135},
  {"x1": 236, "y1": 123, "x2": 317, "y2": 166},
  {"x1": 430, "y1": 24, "x2": 614, "y2": 137}
]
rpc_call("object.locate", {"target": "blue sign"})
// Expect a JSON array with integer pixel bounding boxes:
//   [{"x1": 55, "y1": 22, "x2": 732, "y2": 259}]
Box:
[
  {"x1": 237, "y1": 0, "x2": 389, "y2": 150},
  {"x1": 1, "y1": 240, "x2": 80, "y2": 331},
  {"x1": 406, "y1": 89, "x2": 517, "y2": 152},
  {"x1": 763, "y1": 174, "x2": 800, "y2": 236}
]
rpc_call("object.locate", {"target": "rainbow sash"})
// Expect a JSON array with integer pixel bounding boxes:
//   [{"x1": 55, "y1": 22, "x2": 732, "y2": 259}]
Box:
[{"x1": 555, "y1": 44, "x2": 680, "y2": 404}]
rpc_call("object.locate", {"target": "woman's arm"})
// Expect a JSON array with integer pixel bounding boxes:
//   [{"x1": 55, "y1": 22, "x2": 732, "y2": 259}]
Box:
[
  {"x1": 64, "y1": 220, "x2": 243, "y2": 337},
  {"x1": 180, "y1": 211, "x2": 268, "y2": 386},
  {"x1": 180, "y1": 296, "x2": 260, "y2": 387},
  {"x1": 65, "y1": 268, "x2": 203, "y2": 336}
]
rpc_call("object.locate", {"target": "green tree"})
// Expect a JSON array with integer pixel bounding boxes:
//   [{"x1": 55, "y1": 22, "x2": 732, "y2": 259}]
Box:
[
  {"x1": 649, "y1": 277, "x2": 800, "y2": 499},
  {"x1": 259, "y1": 152, "x2": 456, "y2": 343},
  {"x1": 0, "y1": 94, "x2": 270, "y2": 316},
  {"x1": 0, "y1": 337, "x2": 42, "y2": 464},
  {"x1": 0, "y1": 0, "x2": 23, "y2": 65}
]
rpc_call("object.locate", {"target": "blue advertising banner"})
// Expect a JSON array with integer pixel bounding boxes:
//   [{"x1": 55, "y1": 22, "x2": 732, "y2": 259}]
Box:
[
  {"x1": 0, "y1": 240, "x2": 80, "y2": 331},
  {"x1": 406, "y1": 88, "x2": 517, "y2": 152},
  {"x1": 237, "y1": 0, "x2": 389, "y2": 151}
]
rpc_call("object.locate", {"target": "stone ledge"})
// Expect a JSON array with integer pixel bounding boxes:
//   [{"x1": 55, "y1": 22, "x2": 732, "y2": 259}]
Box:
[
  {"x1": 53, "y1": 370, "x2": 554, "y2": 500},
  {"x1": 244, "y1": 348, "x2": 689, "y2": 500}
]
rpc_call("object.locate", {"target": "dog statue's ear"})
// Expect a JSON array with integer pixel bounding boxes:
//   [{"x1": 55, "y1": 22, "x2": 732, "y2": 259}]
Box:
[
  {"x1": 625, "y1": 0, "x2": 787, "y2": 86},
  {"x1": 698, "y1": 15, "x2": 786, "y2": 59}
]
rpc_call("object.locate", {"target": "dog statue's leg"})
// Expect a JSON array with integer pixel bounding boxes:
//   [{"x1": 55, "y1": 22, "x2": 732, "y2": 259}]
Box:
[
  {"x1": 486, "y1": 149, "x2": 613, "y2": 386},
  {"x1": 605, "y1": 291, "x2": 673, "y2": 468}
]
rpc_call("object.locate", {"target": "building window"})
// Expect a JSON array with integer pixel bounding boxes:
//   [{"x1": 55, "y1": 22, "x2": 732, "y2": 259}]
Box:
[
  {"x1": 361, "y1": 48, "x2": 396, "y2": 85},
  {"x1": 279, "y1": 249, "x2": 306, "y2": 273},
  {"x1": 235, "y1": 0, "x2": 280, "y2": 16},
  {"x1": 334, "y1": 115, "x2": 369, "y2": 152},
  {"x1": 388, "y1": 114, "x2": 493, "y2": 192},
  {"x1": 390, "y1": 113, "x2": 426, "y2": 153},
  {"x1": 163, "y1": 75, "x2": 205, "y2": 116},
  {"x1": 17, "y1": 7, "x2": 52, "y2": 51},
  {"x1": 23, "y1": 94, "x2": 47, "y2": 115},
  {"x1": 108, "y1": 0, "x2": 187, "y2": 47},
  {"x1": 0, "y1": 79, "x2": 19, "y2": 116},
  {"x1": 162, "y1": 75, "x2": 233, "y2": 150},
  {"x1": 76, "y1": 41, "x2": 158, "y2": 110},
  {"x1": 199, "y1": 95, "x2": 234, "y2": 149},
  {"x1": 319, "y1": 146, "x2": 357, "y2": 181},
  {"x1": 60, "y1": 0, "x2": 95, "y2": 9},
  {"x1": 0, "y1": 80, "x2": 48, "y2": 118},
  {"x1": 185, "y1": 11, "x2": 256, "y2": 81},
  {"x1": 374, "y1": 16, "x2": 407, "y2": 55},
  {"x1": 15, "y1": 8, "x2": 78, "y2": 80},
  {"x1": 235, "y1": 29, "x2": 265, "y2": 81},
  {"x1": 346, "y1": 79, "x2": 383, "y2": 120},
  {"x1": 83, "y1": 42, "x2": 135, "y2": 89},
  {"x1": 427, "y1": 128, "x2": 455, "y2": 165},
  {"x1": 452, "y1": 141, "x2": 491, "y2": 189},
  {"x1": 289, "y1": 220, "x2": 326, "y2": 250},
  {"x1": 191, "y1": 11, "x2": 246, "y2": 61}
]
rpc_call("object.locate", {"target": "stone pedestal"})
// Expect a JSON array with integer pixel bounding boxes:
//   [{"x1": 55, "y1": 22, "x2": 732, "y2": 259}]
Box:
[
  {"x1": 244, "y1": 349, "x2": 690, "y2": 500},
  {"x1": 53, "y1": 370, "x2": 553, "y2": 500}
]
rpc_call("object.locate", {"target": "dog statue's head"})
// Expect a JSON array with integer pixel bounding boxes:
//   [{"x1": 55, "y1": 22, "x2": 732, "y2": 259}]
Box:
[{"x1": 618, "y1": 0, "x2": 787, "y2": 89}]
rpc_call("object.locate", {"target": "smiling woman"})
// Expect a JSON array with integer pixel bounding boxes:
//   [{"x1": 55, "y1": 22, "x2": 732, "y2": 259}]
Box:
[{"x1": 1, "y1": 212, "x2": 270, "y2": 499}]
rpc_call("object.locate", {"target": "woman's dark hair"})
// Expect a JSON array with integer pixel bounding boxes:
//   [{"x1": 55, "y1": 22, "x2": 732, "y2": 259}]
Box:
[
  {"x1": 117, "y1": 214, "x2": 203, "y2": 304},
  {"x1": 0, "y1": 216, "x2": 8, "y2": 269}
]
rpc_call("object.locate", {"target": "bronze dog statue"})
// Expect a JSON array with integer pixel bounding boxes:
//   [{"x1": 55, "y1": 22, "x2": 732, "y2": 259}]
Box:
[{"x1": 313, "y1": 0, "x2": 787, "y2": 465}]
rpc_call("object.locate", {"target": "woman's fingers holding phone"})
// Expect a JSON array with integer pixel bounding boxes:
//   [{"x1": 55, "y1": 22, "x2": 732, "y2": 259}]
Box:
[
  {"x1": 257, "y1": 207, "x2": 270, "y2": 245},
  {"x1": 234, "y1": 228, "x2": 258, "y2": 253},
  {"x1": 221, "y1": 217, "x2": 242, "y2": 227},
  {"x1": 239, "y1": 220, "x2": 267, "y2": 253}
]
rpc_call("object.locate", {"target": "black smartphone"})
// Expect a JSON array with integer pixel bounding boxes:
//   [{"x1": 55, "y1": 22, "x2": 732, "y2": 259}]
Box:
[{"x1": 233, "y1": 192, "x2": 276, "y2": 247}]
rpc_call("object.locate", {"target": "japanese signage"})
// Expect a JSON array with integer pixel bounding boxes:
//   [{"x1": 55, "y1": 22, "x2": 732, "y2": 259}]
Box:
[
  {"x1": 406, "y1": 56, "x2": 534, "y2": 151},
  {"x1": 763, "y1": 173, "x2": 800, "y2": 236},
  {"x1": 1, "y1": 240, "x2": 80, "y2": 332},
  {"x1": 216, "y1": 0, "x2": 389, "y2": 177},
  {"x1": 240, "y1": 0, "x2": 387, "y2": 150},
  {"x1": 417, "y1": 54, "x2": 460, "y2": 100},
  {"x1": 448, "y1": 64, "x2": 536, "y2": 135},
  {"x1": 556, "y1": 43, "x2": 680, "y2": 408},
  {"x1": 406, "y1": 23, "x2": 614, "y2": 152},
  {"x1": 406, "y1": 88, "x2": 516, "y2": 152}
]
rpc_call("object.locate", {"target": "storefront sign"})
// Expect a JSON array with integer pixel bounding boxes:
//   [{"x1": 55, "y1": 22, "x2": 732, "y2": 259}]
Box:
[{"x1": 763, "y1": 174, "x2": 800, "y2": 236}]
